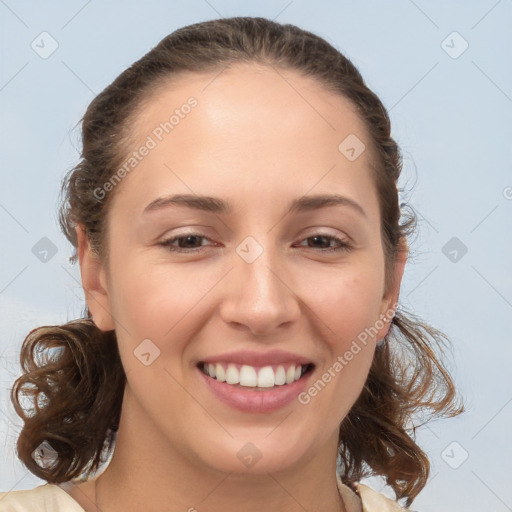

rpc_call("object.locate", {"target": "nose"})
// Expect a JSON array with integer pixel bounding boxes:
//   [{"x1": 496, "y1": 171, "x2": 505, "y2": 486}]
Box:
[{"x1": 219, "y1": 245, "x2": 301, "y2": 337}]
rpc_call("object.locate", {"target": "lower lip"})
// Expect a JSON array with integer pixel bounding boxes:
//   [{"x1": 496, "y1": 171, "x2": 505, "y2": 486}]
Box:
[{"x1": 198, "y1": 367, "x2": 312, "y2": 413}]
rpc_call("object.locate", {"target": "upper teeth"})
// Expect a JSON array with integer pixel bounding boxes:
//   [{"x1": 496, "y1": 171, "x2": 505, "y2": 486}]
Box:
[{"x1": 202, "y1": 363, "x2": 307, "y2": 388}]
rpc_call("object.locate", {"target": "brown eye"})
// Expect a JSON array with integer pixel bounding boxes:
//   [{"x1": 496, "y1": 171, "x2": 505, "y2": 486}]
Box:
[
  {"x1": 158, "y1": 232, "x2": 213, "y2": 253},
  {"x1": 297, "y1": 234, "x2": 352, "y2": 253}
]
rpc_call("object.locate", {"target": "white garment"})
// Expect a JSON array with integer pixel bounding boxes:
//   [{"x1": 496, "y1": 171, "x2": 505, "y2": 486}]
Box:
[
  {"x1": 0, "y1": 475, "x2": 406, "y2": 512},
  {"x1": 0, "y1": 483, "x2": 84, "y2": 512}
]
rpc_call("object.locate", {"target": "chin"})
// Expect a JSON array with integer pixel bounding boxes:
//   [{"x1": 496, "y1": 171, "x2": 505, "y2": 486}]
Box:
[{"x1": 190, "y1": 433, "x2": 310, "y2": 476}]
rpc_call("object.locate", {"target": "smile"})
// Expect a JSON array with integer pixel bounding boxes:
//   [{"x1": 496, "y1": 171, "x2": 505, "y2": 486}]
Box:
[{"x1": 199, "y1": 362, "x2": 314, "y2": 389}]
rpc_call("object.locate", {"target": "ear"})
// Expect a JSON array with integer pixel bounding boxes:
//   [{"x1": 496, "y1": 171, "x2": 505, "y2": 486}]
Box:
[
  {"x1": 76, "y1": 224, "x2": 115, "y2": 332},
  {"x1": 375, "y1": 243, "x2": 408, "y2": 340}
]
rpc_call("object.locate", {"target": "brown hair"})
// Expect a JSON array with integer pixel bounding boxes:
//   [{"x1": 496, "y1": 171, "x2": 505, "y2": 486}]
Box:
[{"x1": 11, "y1": 17, "x2": 463, "y2": 506}]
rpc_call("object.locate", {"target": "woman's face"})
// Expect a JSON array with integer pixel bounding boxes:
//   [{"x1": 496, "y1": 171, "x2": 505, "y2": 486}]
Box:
[{"x1": 80, "y1": 63, "x2": 403, "y2": 476}]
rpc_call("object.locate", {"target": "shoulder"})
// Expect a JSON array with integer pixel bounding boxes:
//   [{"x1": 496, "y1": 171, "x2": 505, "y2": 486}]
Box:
[
  {"x1": 337, "y1": 477, "x2": 408, "y2": 512},
  {"x1": 356, "y1": 483, "x2": 409, "y2": 511},
  {"x1": 2, "y1": 479, "x2": 409, "y2": 512},
  {"x1": 0, "y1": 484, "x2": 86, "y2": 512}
]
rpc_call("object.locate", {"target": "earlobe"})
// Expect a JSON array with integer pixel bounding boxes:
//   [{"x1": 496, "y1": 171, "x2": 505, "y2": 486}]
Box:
[
  {"x1": 76, "y1": 224, "x2": 115, "y2": 332},
  {"x1": 376, "y1": 245, "x2": 408, "y2": 340}
]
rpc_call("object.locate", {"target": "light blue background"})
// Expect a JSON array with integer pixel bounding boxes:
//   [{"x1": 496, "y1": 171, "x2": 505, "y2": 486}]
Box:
[{"x1": 1, "y1": 1, "x2": 511, "y2": 510}]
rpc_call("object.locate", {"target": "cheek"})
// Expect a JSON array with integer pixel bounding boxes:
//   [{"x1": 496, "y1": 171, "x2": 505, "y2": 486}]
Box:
[
  {"x1": 296, "y1": 260, "x2": 383, "y2": 408},
  {"x1": 105, "y1": 249, "x2": 384, "y2": 446},
  {"x1": 107, "y1": 244, "x2": 385, "y2": 376},
  {"x1": 109, "y1": 253, "x2": 385, "y2": 338},
  {"x1": 296, "y1": 266, "x2": 381, "y2": 420},
  {"x1": 106, "y1": 257, "x2": 229, "y2": 356},
  {"x1": 300, "y1": 260, "x2": 385, "y2": 347}
]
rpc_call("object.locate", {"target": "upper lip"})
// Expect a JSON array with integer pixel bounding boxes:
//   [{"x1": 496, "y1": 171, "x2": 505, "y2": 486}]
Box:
[{"x1": 199, "y1": 350, "x2": 313, "y2": 367}]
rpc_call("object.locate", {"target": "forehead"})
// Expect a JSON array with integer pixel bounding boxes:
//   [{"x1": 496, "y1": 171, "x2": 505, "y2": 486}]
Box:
[
  {"x1": 131, "y1": 62, "x2": 369, "y2": 150},
  {"x1": 111, "y1": 63, "x2": 379, "y2": 219}
]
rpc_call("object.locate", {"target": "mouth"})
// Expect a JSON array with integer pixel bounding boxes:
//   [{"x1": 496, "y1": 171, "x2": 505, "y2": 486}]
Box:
[{"x1": 197, "y1": 361, "x2": 315, "y2": 391}]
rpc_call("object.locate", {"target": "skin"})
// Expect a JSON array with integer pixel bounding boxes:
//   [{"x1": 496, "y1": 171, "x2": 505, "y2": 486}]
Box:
[{"x1": 63, "y1": 63, "x2": 406, "y2": 512}]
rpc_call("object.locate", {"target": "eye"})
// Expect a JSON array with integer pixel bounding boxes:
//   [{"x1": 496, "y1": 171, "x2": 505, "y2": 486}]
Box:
[
  {"x1": 158, "y1": 232, "x2": 214, "y2": 253},
  {"x1": 295, "y1": 234, "x2": 352, "y2": 253},
  {"x1": 158, "y1": 232, "x2": 352, "y2": 254}
]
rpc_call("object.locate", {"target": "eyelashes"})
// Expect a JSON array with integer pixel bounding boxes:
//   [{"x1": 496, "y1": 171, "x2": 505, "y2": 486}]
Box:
[
  {"x1": 296, "y1": 235, "x2": 352, "y2": 252},
  {"x1": 158, "y1": 232, "x2": 213, "y2": 253},
  {"x1": 157, "y1": 232, "x2": 353, "y2": 254}
]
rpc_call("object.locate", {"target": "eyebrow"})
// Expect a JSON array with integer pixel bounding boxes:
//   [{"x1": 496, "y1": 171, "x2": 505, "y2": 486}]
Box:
[{"x1": 142, "y1": 193, "x2": 367, "y2": 218}]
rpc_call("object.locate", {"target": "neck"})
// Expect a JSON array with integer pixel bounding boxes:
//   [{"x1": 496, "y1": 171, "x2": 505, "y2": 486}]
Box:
[
  {"x1": 92, "y1": 394, "x2": 346, "y2": 512},
  {"x1": 95, "y1": 466, "x2": 346, "y2": 512}
]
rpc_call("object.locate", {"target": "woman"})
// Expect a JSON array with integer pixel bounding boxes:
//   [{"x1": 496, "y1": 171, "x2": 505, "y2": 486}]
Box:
[{"x1": 0, "y1": 17, "x2": 462, "y2": 511}]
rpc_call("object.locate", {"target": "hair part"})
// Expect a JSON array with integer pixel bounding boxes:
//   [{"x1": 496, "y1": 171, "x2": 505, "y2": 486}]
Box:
[{"x1": 12, "y1": 16, "x2": 463, "y2": 506}]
